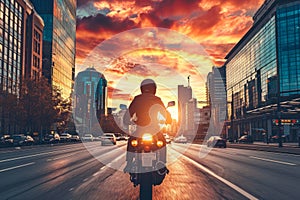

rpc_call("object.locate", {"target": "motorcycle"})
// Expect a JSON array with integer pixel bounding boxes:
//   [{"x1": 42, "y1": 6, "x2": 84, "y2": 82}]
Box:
[
  {"x1": 126, "y1": 101, "x2": 175, "y2": 200},
  {"x1": 128, "y1": 133, "x2": 169, "y2": 200}
]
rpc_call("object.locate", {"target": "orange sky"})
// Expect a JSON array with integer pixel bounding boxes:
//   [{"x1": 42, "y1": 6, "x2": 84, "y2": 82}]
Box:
[{"x1": 75, "y1": 0, "x2": 265, "y2": 111}]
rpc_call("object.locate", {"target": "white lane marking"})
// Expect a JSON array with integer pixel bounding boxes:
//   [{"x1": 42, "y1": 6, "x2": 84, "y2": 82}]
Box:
[
  {"x1": 106, "y1": 153, "x2": 125, "y2": 168},
  {"x1": 93, "y1": 166, "x2": 107, "y2": 176},
  {"x1": 46, "y1": 152, "x2": 78, "y2": 161},
  {"x1": 249, "y1": 156, "x2": 297, "y2": 166},
  {"x1": 83, "y1": 178, "x2": 89, "y2": 182},
  {"x1": 0, "y1": 162, "x2": 35, "y2": 173},
  {"x1": 0, "y1": 145, "x2": 100, "y2": 163},
  {"x1": 92, "y1": 153, "x2": 126, "y2": 177},
  {"x1": 0, "y1": 149, "x2": 78, "y2": 163},
  {"x1": 182, "y1": 155, "x2": 259, "y2": 200}
]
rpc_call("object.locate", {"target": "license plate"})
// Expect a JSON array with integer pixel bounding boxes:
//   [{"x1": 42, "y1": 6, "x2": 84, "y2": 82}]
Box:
[{"x1": 142, "y1": 153, "x2": 156, "y2": 167}]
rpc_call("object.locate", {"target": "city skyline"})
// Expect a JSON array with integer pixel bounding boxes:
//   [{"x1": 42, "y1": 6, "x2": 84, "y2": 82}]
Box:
[{"x1": 75, "y1": 0, "x2": 264, "y2": 110}]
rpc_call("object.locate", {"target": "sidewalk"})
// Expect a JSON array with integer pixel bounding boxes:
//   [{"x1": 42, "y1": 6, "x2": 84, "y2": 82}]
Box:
[{"x1": 227, "y1": 142, "x2": 300, "y2": 155}]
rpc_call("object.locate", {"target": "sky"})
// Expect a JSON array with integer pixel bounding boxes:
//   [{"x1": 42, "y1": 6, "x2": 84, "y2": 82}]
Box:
[{"x1": 75, "y1": 0, "x2": 265, "y2": 116}]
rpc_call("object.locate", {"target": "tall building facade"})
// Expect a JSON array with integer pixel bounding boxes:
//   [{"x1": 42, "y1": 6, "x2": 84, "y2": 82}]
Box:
[
  {"x1": 25, "y1": 3, "x2": 44, "y2": 80},
  {"x1": 0, "y1": 0, "x2": 44, "y2": 135},
  {"x1": 30, "y1": 0, "x2": 76, "y2": 98},
  {"x1": 178, "y1": 84, "x2": 192, "y2": 134},
  {"x1": 197, "y1": 106, "x2": 210, "y2": 140},
  {"x1": 206, "y1": 66, "x2": 227, "y2": 137},
  {"x1": 186, "y1": 98, "x2": 198, "y2": 134},
  {"x1": 73, "y1": 67, "x2": 107, "y2": 135},
  {"x1": 225, "y1": 0, "x2": 300, "y2": 141}
]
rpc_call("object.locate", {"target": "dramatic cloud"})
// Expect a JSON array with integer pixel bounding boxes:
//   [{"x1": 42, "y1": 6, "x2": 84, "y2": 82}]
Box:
[
  {"x1": 75, "y1": 0, "x2": 265, "y2": 107},
  {"x1": 76, "y1": 0, "x2": 264, "y2": 65}
]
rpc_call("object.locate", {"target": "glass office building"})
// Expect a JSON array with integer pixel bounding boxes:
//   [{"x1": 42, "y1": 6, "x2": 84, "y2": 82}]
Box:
[
  {"x1": 225, "y1": 0, "x2": 300, "y2": 142},
  {"x1": 207, "y1": 66, "x2": 227, "y2": 138},
  {"x1": 73, "y1": 67, "x2": 107, "y2": 135},
  {"x1": 30, "y1": 0, "x2": 76, "y2": 98},
  {"x1": 0, "y1": 0, "x2": 44, "y2": 135},
  {"x1": 1, "y1": 0, "x2": 25, "y2": 96}
]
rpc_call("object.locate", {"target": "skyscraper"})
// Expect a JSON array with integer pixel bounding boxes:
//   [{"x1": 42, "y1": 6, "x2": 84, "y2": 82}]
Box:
[
  {"x1": 225, "y1": 0, "x2": 300, "y2": 141},
  {"x1": 73, "y1": 67, "x2": 107, "y2": 135},
  {"x1": 206, "y1": 66, "x2": 227, "y2": 137},
  {"x1": 30, "y1": 0, "x2": 76, "y2": 98},
  {"x1": 0, "y1": 0, "x2": 44, "y2": 135},
  {"x1": 178, "y1": 84, "x2": 192, "y2": 134}
]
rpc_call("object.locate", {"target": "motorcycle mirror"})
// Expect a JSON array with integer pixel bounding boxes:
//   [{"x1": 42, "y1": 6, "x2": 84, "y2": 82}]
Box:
[{"x1": 166, "y1": 101, "x2": 175, "y2": 108}]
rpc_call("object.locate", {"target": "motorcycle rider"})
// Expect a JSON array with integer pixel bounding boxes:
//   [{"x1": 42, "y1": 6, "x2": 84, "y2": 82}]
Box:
[{"x1": 123, "y1": 79, "x2": 172, "y2": 173}]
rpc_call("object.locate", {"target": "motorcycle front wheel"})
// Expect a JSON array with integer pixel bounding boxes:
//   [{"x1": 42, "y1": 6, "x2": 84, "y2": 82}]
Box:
[{"x1": 139, "y1": 172, "x2": 153, "y2": 200}]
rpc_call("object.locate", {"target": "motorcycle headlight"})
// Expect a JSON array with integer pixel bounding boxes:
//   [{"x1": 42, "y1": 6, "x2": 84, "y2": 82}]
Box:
[
  {"x1": 156, "y1": 140, "x2": 164, "y2": 148},
  {"x1": 131, "y1": 139, "x2": 138, "y2": 147},
  {"x1": 142, "y1": 133, "x2": 153, "y2": 142}
]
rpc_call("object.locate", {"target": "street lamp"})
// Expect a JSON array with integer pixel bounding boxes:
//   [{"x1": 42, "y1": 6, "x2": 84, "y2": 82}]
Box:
[{"x1": 276, "y1": 69, "x2": 283, "y2": 147}]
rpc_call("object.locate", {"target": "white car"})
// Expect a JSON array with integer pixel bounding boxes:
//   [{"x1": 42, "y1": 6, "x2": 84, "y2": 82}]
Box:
[
  {"x1": 60, "y1": 133, "x2": 72, "y2": 142},
  {"x1": 101, "y1": 133, "x2": 116, "y2": 145},
  {"x1": 81, "y1": 134, "x2": 94, "y2": 142},
  {"x1": 174, "y1": 135, "x2": 188, "y2": 143}
]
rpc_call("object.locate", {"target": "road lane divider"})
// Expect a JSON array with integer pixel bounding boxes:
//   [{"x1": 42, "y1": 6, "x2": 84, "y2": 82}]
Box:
[
  {"x1": 46, "y1": 152, "x2": 79, "y2": 162},
  {"x1": 93, "y1": 166, "x2": 107, "y2": 177},
  {"x1": 0, "y1": 148, "x2": 85, "y2": 163},
  {"x1": 0, "y1": 144, "x2": 116, "y2": 163},
  {"x1": 249, "y1": 156, "x2": 297, "y2": 166},
  {"x1": 106, "y1": 153, "x2": 126, "y2": 169},
  {"x1": 0, "y1": 162, "x2": 35, "y2": 173},
  {"x1": 182, "y1": 155, "x2": 259, "y2": 200}
]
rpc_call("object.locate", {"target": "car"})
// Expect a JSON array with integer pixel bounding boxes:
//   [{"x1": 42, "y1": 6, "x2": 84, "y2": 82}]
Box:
[
  {"x1": 114, "y1": 133, "x2": 127, "y2": 141},
  {"x1": 12, "y1": 135, "x2": 34, "y2": 146},
  {"x1": 270, "y1": 134, "x2": 289, "y2": 143},
  {"x1": 44, "y1": 133, "x2": 60, "y2": 143},
  {"x1": 206, "y1": 136, "x2": 226, "y2": 148},
  {"x1": 0, "y1": 135, "x2": 13, "y2": 146},
  {"x1": 82, "y1": 134, "x2": 94, "y2": 142},
  {"x1": 60, "y1": 133, "x2": 72, "y2": 142},
  {"x1": 238, "y1": 135, "x2": 253, "y2": 144},
  {"x1": 114, "y1": 133, "x2": 122, "y2": 141},
  {"x1": 174, "y1": 135, "x2": 188, "y2": 144},
  {"x1": 101, "y1": 133, "x2": 116, "y2": 145},
  {"x1": 163, "y1": 133, "x2": 171, "y2": 144},
  {"x1": 93, "y1": 136, "x2": 103, "y2": 141},
  {"x1": 70, "y1": 135, "x2": 81, "y2": 142}
]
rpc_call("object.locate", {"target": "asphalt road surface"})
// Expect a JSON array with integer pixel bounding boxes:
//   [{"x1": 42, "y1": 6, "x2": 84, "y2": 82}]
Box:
[{"x1": 0, "y1": 141, "x2": 299, "y2": 200}]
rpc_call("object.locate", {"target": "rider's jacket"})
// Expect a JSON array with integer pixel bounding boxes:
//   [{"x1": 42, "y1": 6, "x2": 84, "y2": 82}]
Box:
[{"x1": 123, "y1": 93, "x2": 172, "y2": 136}]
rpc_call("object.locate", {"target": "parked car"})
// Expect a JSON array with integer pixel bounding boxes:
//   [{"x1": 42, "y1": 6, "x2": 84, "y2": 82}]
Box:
[
  {"x1": 12, "y1": 135, "x2": 34, "y2": 146},
  {"x1": 101, "y1": 133, "x2": 116, "y2": 145},
  {"x1": 163, "y1": 133, "x2": 172, "y2": 144},
  {"x1": 60, "y1": 133, "x2": 72, "y2": 142},
  {"x1": 174, "y1": 135, "x2": 188, "y2": 144},
  {"x1": 207, "y1": 136, "x2": 226, "y2": 148},
  {"x1": 70, "y1": 135, "x2": 81, "y2": 142},
  {"x1": 270, "y1": 134, "x2": 289, "y2": 143},
  {"x1": 0, "y1": 135, "x2": 13, "y2": 146},
  {"x1": 238, "y1": 135, "x2": 253, "y2": 144},
  {"x1": 82, "y1": 134, "x2": 94, "y2": 142},
  {"x1": 44, "y1": 133, "x2": 60, "y2": 143}
]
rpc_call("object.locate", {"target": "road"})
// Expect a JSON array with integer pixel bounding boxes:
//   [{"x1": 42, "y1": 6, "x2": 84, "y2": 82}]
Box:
[{"x1": 0, "y1": 142, "x2": 299, "y2": 200}]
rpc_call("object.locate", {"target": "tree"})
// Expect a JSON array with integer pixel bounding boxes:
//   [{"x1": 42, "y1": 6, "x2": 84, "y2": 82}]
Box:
[
  {"x1": 52, "y1": 86, "x2": 72, "y2": 133},
  {"x1": 19, "y1": 78, "x2": 71, "y2": 138},
  {"x1": 0, "y1": 91, "x2": 19, "y2": 134}
]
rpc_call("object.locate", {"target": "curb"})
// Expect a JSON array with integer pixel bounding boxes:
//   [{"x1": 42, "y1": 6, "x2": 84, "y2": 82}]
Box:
[{"x1": 227, "y1": 143, "x2": 300, "y2": 155}]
